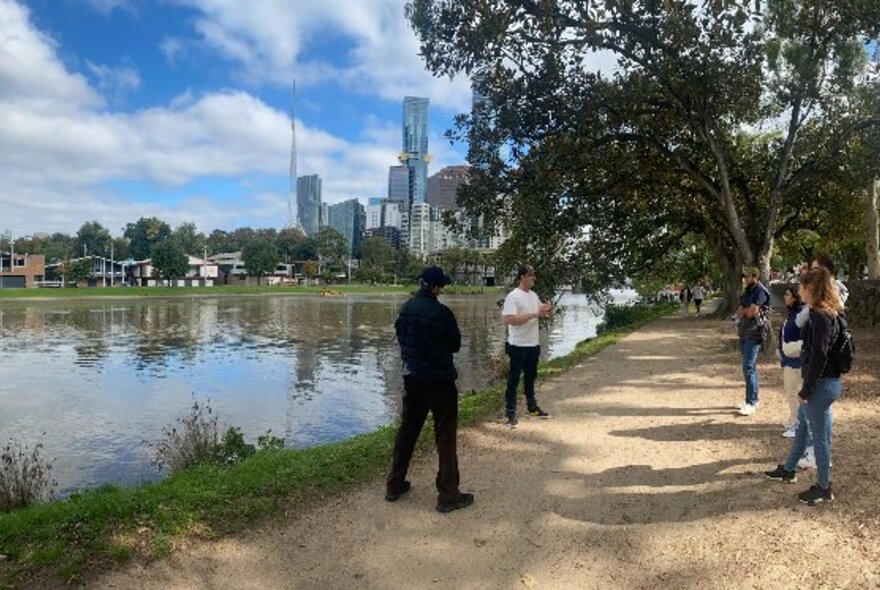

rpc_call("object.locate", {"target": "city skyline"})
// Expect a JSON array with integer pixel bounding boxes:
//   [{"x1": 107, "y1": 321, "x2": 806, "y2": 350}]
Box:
[{"x1": 0, "y1": 0, "x2": 472, "y2": 237}]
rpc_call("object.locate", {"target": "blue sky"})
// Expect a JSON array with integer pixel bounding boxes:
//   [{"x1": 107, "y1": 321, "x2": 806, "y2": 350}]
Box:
[{"x1": 0, "y1": 0, "x2": 472, "y2": 236}]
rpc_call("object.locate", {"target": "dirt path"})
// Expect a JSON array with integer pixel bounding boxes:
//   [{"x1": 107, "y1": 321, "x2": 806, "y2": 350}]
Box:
[{"x1": 92, "y1": 314, "x2": 880, "y2": 589}]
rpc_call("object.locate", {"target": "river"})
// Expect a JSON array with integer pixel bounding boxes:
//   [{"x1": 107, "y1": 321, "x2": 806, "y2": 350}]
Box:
[{"x1": 0, "y1": 290, "x2": 635, "y2": 494}]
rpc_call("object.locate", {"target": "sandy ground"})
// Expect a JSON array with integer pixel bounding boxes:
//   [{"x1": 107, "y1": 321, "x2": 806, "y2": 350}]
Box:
[{"x1": 89, "y1": 312, "x2": 880, "y2": 590}]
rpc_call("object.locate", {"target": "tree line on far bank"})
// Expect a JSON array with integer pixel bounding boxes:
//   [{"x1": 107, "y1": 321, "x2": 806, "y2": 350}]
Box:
[{"x1": 4, "y1": 218, "x2": 494, "y2": 286}]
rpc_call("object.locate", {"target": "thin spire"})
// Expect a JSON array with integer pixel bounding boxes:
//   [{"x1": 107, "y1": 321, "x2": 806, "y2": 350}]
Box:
[{"x1": 288, "y1": 78, "x2": 299, "y2": 230}]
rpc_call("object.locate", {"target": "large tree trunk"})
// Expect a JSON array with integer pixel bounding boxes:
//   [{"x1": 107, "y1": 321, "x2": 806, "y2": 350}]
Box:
[
  {"x1": 706, "y1": 230, "x2": 744, "y2": 316},
  {"x1": 868, "y1": 179, "x2": 880, "y2": 279}
]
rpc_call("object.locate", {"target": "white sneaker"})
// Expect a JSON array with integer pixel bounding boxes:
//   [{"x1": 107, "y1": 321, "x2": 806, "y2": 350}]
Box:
[
  {"x1": 738, "y1": 403, "x2": 758, "y2": 416},
  {"x1": 797, "y1": 447, "x2": 816, "y2": 470},
  {"x1": 782, "y1": 426, "x2": 796, "y2": 438}
]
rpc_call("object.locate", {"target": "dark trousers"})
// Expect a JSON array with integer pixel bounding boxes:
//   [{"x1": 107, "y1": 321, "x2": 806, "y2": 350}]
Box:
[
  {"x1": 387, "y1": 376, "x2": 460, "y2": 503},
  {"x1": 504, "y1": 343, "x2": 540, "y2": 415}
]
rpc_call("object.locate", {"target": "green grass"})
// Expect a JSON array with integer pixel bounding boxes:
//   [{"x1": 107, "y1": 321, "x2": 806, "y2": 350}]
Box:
[
  {"x1": 0, "y1": 301, "x2": 674, "y2": 587},
  {"x1": 0, "y1": 283, "x2": 499, "y2": 300}
]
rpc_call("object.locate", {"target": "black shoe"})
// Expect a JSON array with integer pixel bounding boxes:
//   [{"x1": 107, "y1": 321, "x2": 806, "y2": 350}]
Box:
[
  {"x1": 436, "y1": 492, "x2": 474, "y2": 513},
  {"x1": 527, "y1": 406, "x2": 550, "y2": 418},
  {"x1": 384, "y1": 480, "x2": 412, "y2": 502},
  {"x1": 798, "y1": 484, "x2": 834, "y2": 506},
  {"x1": 764, "y1": 464, "x2": 797, "y2": 483},
  {"x1": 506, "y1": 413, "x2": 518, "y2": 428}
]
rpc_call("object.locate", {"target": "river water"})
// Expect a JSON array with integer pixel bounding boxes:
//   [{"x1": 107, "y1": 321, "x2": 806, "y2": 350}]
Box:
[{"x1": 0, "y1": 291, "x2": 634, "y2": 494}]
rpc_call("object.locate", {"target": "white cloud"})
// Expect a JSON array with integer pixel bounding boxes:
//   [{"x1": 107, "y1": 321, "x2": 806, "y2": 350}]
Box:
[
  {"x1": 0, "y1": 0, "x2": 468, "y2": 237},
  {"x1": 172, "y1": 0, "x2": 472, "y2": 111}
]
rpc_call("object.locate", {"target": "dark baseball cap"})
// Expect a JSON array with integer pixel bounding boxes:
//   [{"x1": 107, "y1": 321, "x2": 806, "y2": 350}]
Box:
[{"x1": 419, "y1": 265, "x2": 452, "y2": 287}]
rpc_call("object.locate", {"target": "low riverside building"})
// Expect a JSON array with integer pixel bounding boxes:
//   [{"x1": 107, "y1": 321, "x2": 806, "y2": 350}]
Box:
[
  {"x1": 129, "y1": 255, "x2": 219, "y2": 287},
  {"x1": 0, "y1": 252, "x2": 45, "y2": 288}
]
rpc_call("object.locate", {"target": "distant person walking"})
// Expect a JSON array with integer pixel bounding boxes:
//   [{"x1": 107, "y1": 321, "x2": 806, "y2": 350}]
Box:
[
  {"x1": 502, "y1": 264, "x2": 553, "y2": 428},
  {"x1": 692, "y1": 283, "x2": 705, "y2": 316},
  {"x1": 735, "y1": 267, "x2": 771, "y2": 416},
  {"x1": 679, "y1": 284, "x2": 691, "y2": 316},
  {"x1": 765, "y1": 267, "x2": 844, "y2": 505},
  {"x1": 386, "y1": 266, "x2": 474, "y2": 513}
]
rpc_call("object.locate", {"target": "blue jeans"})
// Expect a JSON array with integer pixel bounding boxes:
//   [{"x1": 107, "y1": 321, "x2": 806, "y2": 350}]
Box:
[
  {"x1": 505, "y1": 343, "x2": 540, "y2": 415},
  {"x1": 740, "y1": 338, "x2": 761, "y2": 405},
  {"x1": 784, "y1": 378, "x2": 841, "y2": 489}
]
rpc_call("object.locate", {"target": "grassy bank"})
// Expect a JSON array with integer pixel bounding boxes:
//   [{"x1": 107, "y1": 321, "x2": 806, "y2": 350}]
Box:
[
  {"x1": 0, "y1": 302, "x2": 676, "y2": 588},
  {"x1": 0, "y1": 284, "x2": 497, "y2": 301}
]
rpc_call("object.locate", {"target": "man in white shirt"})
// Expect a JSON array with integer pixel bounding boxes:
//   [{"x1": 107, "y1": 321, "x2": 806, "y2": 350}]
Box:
[{"x1": 501, "y1": 264, "x2": 553, "y2": 428}]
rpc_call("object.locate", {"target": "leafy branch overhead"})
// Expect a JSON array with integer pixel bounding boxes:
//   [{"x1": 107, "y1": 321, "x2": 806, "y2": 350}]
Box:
[{"x1": 408, "y1": 0, "x2": 880, "y2": 309}]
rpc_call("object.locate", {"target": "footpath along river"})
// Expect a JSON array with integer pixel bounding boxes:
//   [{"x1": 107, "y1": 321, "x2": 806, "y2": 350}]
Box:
[{"x1": 0, "y1": 290, "x2": 635, "y2": 494}]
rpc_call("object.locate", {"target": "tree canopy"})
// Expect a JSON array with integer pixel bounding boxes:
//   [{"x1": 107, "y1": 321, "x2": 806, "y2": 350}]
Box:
[{"x1": 408, "y1": 0, "x2": 880, "y2": 309}]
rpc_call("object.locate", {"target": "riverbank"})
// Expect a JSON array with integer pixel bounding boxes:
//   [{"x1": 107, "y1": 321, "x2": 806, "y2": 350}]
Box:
[
  {"x1": 0, "y1": 284, "x2": 497, "y2": 302},
  {"x1": 0, "y1": 303, "x2": 675, "y2": 588},
  {"x1": 83, "y1": 308, "x2": 878, "y2": 589}
]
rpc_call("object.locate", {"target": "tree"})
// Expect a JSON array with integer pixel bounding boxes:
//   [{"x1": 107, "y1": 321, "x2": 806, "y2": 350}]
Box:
[
  {"x1": 277, "y1": 227, "x2": 307, "y2": 262},
  {"x1": 357, "y1": 237, "x2": 396, "y2": 283},
  {"x1": 314, "y1": 227, "x2": 348, "y2": 271},
  {"x1": 125, "y1": 217, "x2": 171, "y2": 260},
  {"x1": 151, "y1": 240, "x2": 188, "y2": 284},
  {"x1": 869, "y1": 179, "x2": 880, "y2": 278},
  {"x1": 408, "y1": 1, "x2": 880, "y2": 311},
  {"x1": 242, "y1": 238, "x2": 280, "y2": 285},
  {"x1": 61, "y1": 257, "x2": 93, "y2": 286},
  {"x1": 75, "y1": 221, "x2": 112, "y2": 258},
  {"x1": 170, "y1": 222, "x2": 206, "y2": 257}
]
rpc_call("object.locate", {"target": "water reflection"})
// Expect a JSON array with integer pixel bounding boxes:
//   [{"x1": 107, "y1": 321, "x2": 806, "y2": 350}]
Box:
[{"x1": 0, "y1": 292, "x2": 623, "y2": 493}]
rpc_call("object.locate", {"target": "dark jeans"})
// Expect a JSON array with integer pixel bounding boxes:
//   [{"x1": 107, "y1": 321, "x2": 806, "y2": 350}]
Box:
[
  {"x1": 387, "y1": 376, "x2": 460, "y2": 503},
  {"x1": 504, "y1": 343, "x2": 540, "y2": 415},
  {"x1": 740, "y1": 337, "x2": 761, "y2": 405}
]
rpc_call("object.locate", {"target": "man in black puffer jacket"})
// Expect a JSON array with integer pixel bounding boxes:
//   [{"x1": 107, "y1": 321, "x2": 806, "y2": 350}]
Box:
[{"x1": 385, "y1": 266, "x2": 474, "y2": 513}]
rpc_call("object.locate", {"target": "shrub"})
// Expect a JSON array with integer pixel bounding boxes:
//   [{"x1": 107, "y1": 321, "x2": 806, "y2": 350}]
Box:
[
  {"x1": 0, "y1": 438, "x2": 57, "y2": 513},
  {"x1": 597, "y1": 302, "x2": 676, "y2": 334},
  {"x1": 149, "y1": 398, "x2": 286, "y2": 472},
  {"x1": 149, "y1": 399, "x2": 220, "y2": 472}
]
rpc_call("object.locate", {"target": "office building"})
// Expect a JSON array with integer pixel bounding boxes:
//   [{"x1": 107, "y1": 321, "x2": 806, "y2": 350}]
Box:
[
  {"x1": 399, "y1": 97, "x2": 430, "y2": 206},
  {"x1": 296, "y1": 174, "x2": 322, "y2": 236},
  {"x1": 327, "y1": 198, "x2": 366, "y2": 256},
  {"x1": 426, "y1": 165, "x2": 469, "y2": 211},
  {"x1": 388, "y1": 165, "x2": 410, "y2": 203}
]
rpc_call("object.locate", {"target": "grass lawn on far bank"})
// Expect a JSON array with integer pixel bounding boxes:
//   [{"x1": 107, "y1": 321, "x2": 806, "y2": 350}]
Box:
[{"x1": 0, "y1": 283, "x2": 498, "y2": 301}]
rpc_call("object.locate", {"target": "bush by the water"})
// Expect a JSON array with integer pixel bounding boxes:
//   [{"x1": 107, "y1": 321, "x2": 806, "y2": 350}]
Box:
[
  {"x1": 597, "y1": 302, "x2": 678, "y2": 335},
  {"x1": 0, "y1": 438, "x2": 57, "y2": 513},
  {"x1": 148, "y1": 398, "x2": 285, "y2": 472}
]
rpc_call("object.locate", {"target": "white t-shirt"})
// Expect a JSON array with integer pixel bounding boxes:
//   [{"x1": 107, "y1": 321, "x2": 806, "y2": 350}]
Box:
[
  {"x1": 692, "y1": 285, "x2": 704, "y2": 300},
  {"x1": 502, "y1": 287, "x2": 541, "y2": 346}
]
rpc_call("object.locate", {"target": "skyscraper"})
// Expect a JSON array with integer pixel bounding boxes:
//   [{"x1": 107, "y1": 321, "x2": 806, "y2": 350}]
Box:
[
  {"x1": 388, "y1": 165, "x2": 410, "y2": 203},
  {"x1": 296, "y1": 174, "x2": 322, "y2": 237},
  {"x1": 327, "y1": 198, "x2": 366, "y2": 256},
  {"x1": 399, "y1": 97, "x2": 430, "y2": 206},
  {"x1": 426, "y1": 165, "x2": 470, "y2": 211}
]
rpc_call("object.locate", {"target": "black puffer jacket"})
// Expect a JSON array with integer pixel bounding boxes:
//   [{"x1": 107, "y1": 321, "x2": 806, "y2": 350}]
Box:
[
  {"x1": 395, "y1": 289, "x2": 461, "y2": 382},
  {"x1": 799, "y1": 309, "x2": 842, "y2": 400}
]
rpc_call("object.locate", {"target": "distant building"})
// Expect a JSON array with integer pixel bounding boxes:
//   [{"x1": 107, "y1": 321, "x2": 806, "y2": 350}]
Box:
[
  {"x1": 327, "y1": 198, "x2": 366, "y2": 256},
  {"x1": 407, "y1": 202, "x2": 444, "y2": 256},
  {"x1": 426, "y1": 165, "x2": 470, "y2": 211},
  {"x1": 0, "y1": 252, "x2": 45, "y2": 288},
  {"x1": 296, "y1": 174, "x2": 322, "y2": 236},
  {"x1": 388, "y1": 165, "x2": 410, "y2": 203},
  {"x1": 364, "y1": 226, "x2": 401, "y2": 249},
  {"x1": 400, "y1": 97, "x2": 430, "y2": 206}
]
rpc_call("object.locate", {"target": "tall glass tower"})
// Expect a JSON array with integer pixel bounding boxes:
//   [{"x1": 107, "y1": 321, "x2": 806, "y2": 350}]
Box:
[
  {"x1": 296, "y1": 174, "x2": 322, "y2": 237},
  {"x1": 400, "y1": 97, "x2": 430, "y2": 205}
]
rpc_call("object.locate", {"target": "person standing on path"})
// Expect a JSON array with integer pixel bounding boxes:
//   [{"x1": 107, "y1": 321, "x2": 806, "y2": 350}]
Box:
[
  {"x1": 386, "y1": 266, "x2": 474, "y2": 513},
  {"x1": 764, "y1": 267, "x2": 844, "y2": 505},
  {"x1": 778, "y1": 286, "x2": 805, "y2": 439},
  {"x1": 502, "y1": 264, "x2": 553, "y2": 428},
  {"x1": 692, "y1": 282, "x2": 705, "y2": 316},
  {"x1": 735, "y1": 266, "x2": 771, "y2": 416}
]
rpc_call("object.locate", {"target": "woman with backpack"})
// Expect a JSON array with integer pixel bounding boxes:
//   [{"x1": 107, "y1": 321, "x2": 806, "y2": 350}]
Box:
[{"x1": 765, "y1": 267, "x2": 845, "y2": 505}]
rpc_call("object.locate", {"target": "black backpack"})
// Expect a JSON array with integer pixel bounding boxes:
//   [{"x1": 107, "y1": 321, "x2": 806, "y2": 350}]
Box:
[{"x1": 830, "y1": 315, "x2": 855, "y2": 374}]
